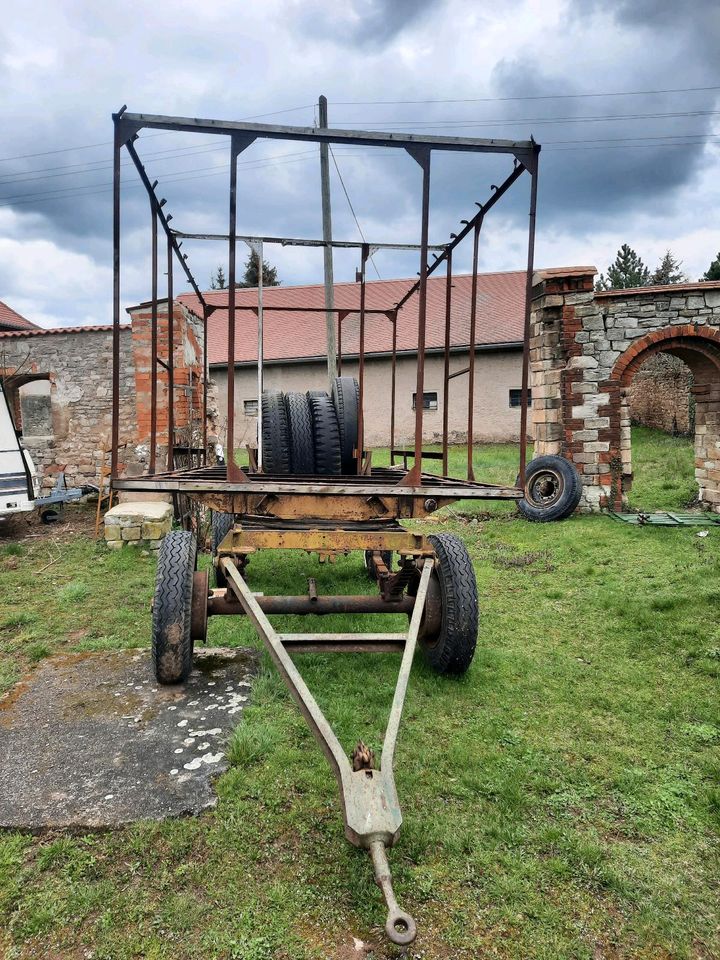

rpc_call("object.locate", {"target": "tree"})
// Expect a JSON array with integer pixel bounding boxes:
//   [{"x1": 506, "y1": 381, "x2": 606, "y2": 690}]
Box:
[
  {"x1": 236, "y1": 250, "x2": 280, "y2": 288},
  {"x1": 210, "y1": 265, "x2": 227, "y2": 289},
  {"x1": 701, "y1": 252, "x2": 720, "y2": 282},
  {"x1": 596, "y1": 244, "x2": 651, "y2": 290},
  {"x1": 651, "y1": 249, "x2": 687, "y2": 285}
]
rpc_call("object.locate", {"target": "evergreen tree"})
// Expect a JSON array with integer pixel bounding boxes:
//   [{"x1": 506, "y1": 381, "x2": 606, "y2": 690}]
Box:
[
  {"x1": 210, "y1": 265, "x2": 227, "y2": 289},
  {"x1": 596, "y1": 244, "x2": 651, "y2": 290},
  {"x1": 236, "y1": 251, "x2": 280, "y2": 288},
  {"x1": 651, "y1": 249, "x2": 687, "y2": 285},
  {"x1": 701, "y1": 252, "x2": 720, "y2": 281}
]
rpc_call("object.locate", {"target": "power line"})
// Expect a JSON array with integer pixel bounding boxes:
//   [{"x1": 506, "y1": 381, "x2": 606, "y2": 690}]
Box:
[
  {"x1": 2, "y1": 135, "x2": 718, "y2": 209},
  {"x1": 328, "y1": 146, "x2": 381, "y2": 280},
  {"x1": 333, "y1": 84, "x2": 720, "y2": 106},
  {"x1": 332, "y1": 108, "x2": 720, "y2": 128},
  {"x1": 0, "y1": 103, "x2": 315, "y2": 164}
]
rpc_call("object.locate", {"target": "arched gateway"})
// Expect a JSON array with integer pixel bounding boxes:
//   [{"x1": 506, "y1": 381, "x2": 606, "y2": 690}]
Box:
[{"x1": 529, "y1": 269, "x2": 720, "y2": 511}]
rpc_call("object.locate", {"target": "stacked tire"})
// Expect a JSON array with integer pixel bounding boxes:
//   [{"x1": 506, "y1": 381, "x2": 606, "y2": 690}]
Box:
[{"x1": 260, "y1": 377, "x2": 359, "y2": 476}]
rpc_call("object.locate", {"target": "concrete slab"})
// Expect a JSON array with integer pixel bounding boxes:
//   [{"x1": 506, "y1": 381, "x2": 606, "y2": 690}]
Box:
[
  {"x1": 104, "y1": 501, "x2": 173, "y2": 523},
  {"x1": 0, "y1": 646, "x2": 257, "y2": 831}
]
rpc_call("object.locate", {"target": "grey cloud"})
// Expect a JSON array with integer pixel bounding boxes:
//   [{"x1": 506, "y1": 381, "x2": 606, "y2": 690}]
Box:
[{"x1": 291, "y1": 0, "x2": 437, "y2": 47}]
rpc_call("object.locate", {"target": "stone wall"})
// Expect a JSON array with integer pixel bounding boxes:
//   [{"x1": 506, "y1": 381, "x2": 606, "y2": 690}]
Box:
[
  {"x1": 0, "y1": 327, "x2": 135, "y2": 490},
  {"x1": 0, "y1": 299, "x2": 206, "y2": 490},
  {"x1": 530, "y1": 269, "x2": 720, "y2": 511}
]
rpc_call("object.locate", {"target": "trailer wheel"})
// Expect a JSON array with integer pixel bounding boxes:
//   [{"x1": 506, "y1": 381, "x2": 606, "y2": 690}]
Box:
[
  {"x1": 418, "y1": 533, "x2": 478, "y2": 675},
  {"x1": 261, "y1": 390, "x2": 291, "y2": 474},
  {"x1": 331, "y1": 376, "x2": 360, "y2": 474},
  {"x1": 211, "y1": 510, "x2": 234, "y2": 588},
  {"x1": 152, "y1": 530, "x2": 196, "y2": 684},
  {"x1": 364, "y1": 549, "x2": 392, "y2": 580},
  {"x1": 517, "y1": 455, "x2": 582, "y2": 522},
  {"x1": 307, "y1": 392, "x2": 342, "y2": 475},
  {"x1": 285, "y1": 392, "x2": 316, "y2": 475}
]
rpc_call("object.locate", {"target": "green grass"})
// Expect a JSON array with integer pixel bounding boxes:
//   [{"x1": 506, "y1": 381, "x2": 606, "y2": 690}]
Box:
[
  {"x1": 627, "y1": 425, "x2": 698, "y2": 512},
  {"x1": 0, "y1": 430, "x2": 718, "y2": 959}
]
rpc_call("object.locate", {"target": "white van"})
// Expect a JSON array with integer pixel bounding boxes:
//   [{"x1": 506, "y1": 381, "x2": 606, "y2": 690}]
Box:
[{"x1": 0, "y1": 379, "x2": 39, "y2": 517}]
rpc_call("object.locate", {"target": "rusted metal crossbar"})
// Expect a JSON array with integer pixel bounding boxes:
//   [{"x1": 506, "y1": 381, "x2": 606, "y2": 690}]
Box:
[{"x1": 220, "y1": 555, "x2": 434, "y2": 945}]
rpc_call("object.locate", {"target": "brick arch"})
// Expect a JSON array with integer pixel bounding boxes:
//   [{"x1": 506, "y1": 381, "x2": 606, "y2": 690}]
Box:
[
  {"x1": 606, "y1": 325, "x2": 720, "y2": 511},
  {"x1": 612, "y1": 325, "x2": 720, "y2": 386}
]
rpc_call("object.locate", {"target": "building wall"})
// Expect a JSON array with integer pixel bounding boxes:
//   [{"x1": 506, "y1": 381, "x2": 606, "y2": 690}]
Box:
[
  {"x1": 0, "y1": 301, "x2": 206, "y2": 489},
  {"x1": 529, "y1": 271, "x2": 720, "y2": 511},
  {"x1": 0, "y1": 328, "x2": 135, "y2": 490},
  {"x1": 210, "y1": 347, "x2": 527, "y2": 451}
]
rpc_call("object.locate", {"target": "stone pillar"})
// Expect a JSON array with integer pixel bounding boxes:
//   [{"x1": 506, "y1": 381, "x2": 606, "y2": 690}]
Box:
[{"x1": 530, "y1": 267, "x2": 603, "y2": 509}]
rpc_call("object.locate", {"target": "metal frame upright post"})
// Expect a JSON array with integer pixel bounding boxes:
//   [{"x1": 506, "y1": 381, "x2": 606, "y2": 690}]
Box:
[
  {"x1": 111, "y1": 115, "x2": 122, "y2": 479},
  {"x1": 519, "y1": 150, "x2": 539, "y2": 482},
  {"x1": 226, "y1": 138, "x2": 239, "y2": 480},
  {"x1": 389, "y1": 311, "x2": 398, "y2": 466},
  {"x1": 356, "y1": 244, "x2": 369, "y2": 473},
  {"x1": 466, "y1": 219, "x2": 482, "y2": 482},
  {"x1": 166, "y1": 234, "x2": 174, "y2": 472},
  {"x1": 149, "y1": 207, "x2": 158, "y2": 474},
  {"x1": 408, "y1": 148, "x2": 431, "y2": 485},
  {"x1": 442, "y1": 250, "x2": 453, "y2": 476}
]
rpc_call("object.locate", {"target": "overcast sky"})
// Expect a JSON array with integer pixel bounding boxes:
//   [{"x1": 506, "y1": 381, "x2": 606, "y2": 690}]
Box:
[{"x1": 1, "y1": 0, "x2": 719, "y2": 327}]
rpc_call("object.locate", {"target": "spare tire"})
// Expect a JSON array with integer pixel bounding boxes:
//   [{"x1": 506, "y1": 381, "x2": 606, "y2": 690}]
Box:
[
  {"x1": 261, "y1": 390, "x2": 291, "y2": 474},
  {"x1": 331, "y1": 376, "x2": 360, "y2": 474},
  {"x1": 284, "y1": 392, "x2": 316, "y2": 475},
  {"x1": 307, "y1": 392, "x2": 342, "y2": 475},
  {"x1": 517, "y1": 455, "x2": 582, "y2": 522}
]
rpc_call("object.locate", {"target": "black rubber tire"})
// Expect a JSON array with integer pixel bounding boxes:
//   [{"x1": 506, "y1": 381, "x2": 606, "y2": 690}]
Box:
[
  {"x1": 211, "y1": 511, "x2": 234, "y2": 588},
  {"x1": 420, "y1": 533, "x2": 478, "y2": 675},
  {"x1": 307, "y1": 389, "x2": 328, "y2": 399},
  {"x1": 261, "y1": 390, "x2": 291, "y2": 474},
  {"x1": 152, "y1": 530, "x2": 196, "y2": 684},
  {"x1": 307, "y1": 392, "x2": 342, "y2": 475},
  {"x1": 284, "y1": 392, "x2": 316, "y2": 475},
  {"x1": 331, "y1": 376, "x2": 360, "y2": 474},
  {"x1": 517, "y1": 455, "x2": 583, "y2": 522},
  {"x1": 364, "y1": 549, "x2": 393, "y2": 580}
]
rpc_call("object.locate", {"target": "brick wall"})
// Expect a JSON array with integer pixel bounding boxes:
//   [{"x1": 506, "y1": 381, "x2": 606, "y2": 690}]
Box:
[{"x1": 530, "y1": 271, "x2": 720, "y2": 511}]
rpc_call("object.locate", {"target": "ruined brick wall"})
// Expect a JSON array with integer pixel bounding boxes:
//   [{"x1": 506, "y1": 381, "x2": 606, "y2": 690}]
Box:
[
  {"x1": 530, "y1": 271, "x2": 720, "y2": 511},
  {"x1": 128, "y1": 300, "x2": 205, "y2": 470},
  {"x1": 0, "y1": 327, "x2": 135, "y2": 490},
  {"x1": 0, "y1": 299, "x2": 207, "y2": 490},
  {"x1": 627, "y1": 353, "x2": 693, "y2": 434}
]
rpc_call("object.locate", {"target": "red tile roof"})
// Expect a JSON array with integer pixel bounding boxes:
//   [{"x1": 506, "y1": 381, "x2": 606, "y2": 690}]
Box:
[
  {"x1": 0, "y1": 324, "x2": 128, "y2": 339},
  {"x1": 180, "y1": 270, "x2": 528, "y2": 366},
  {"x1": 0, "y1": 300, "x2": 40, "y2": 332}
]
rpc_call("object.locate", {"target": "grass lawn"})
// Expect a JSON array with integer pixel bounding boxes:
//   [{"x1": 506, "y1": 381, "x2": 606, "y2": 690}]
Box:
[{"x1": 0, "y1": 428, "x2": 718, "y2": 959}]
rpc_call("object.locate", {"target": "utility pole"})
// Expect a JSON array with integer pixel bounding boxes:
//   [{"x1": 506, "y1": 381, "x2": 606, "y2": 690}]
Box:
[{"x1": 319, "y1": 94, "x2": 337, "y2": 386}]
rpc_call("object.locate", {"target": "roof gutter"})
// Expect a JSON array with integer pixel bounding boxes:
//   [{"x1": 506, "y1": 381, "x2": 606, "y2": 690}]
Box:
[{"x1": 209, "y1": 340, "x2": 523, "y2": 369}]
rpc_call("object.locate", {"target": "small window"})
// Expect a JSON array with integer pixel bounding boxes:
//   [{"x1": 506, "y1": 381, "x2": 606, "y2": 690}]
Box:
[
  {"x1": 509, "y1": 388, "x2": 531, "y2": 408},
  {"x1": 244, "y1": 399, "x2": 258, "y2": 416},
  {"x1": 412, "y1": 391, "x2": 438, "y2": 411}
]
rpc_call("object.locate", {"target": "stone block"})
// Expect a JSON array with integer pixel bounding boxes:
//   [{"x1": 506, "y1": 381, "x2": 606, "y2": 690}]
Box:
[
  {"x1": 106, "y1": 540, "x2": 123, "y2": 550},
  {"x1": 705, "y1": 291, "x2": 720, "y2": 308},
  {"x1": 584, "y1": 442, "x2": 610, "y2": 453},
  {"x1": 104, "y1": 525, "x2": 122, "y2": 541},
  {"x1": 142, "y1": 519, "x2": 171, "y2": 540},
  {"x1": 568, "y1": 355, "x2": 598, "y2": 370},
  {"x1": 121, "y1": 526, "x2": 142, "y2": 541},
  {"x1": 687, "y1": 296, "x2": 705, "y2": 310}
]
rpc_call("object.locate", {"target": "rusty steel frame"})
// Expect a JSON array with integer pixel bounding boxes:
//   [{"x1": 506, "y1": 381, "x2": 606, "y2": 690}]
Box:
[{"x1": 110, "y1": 107, "x2": 539, "y2": 497}]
